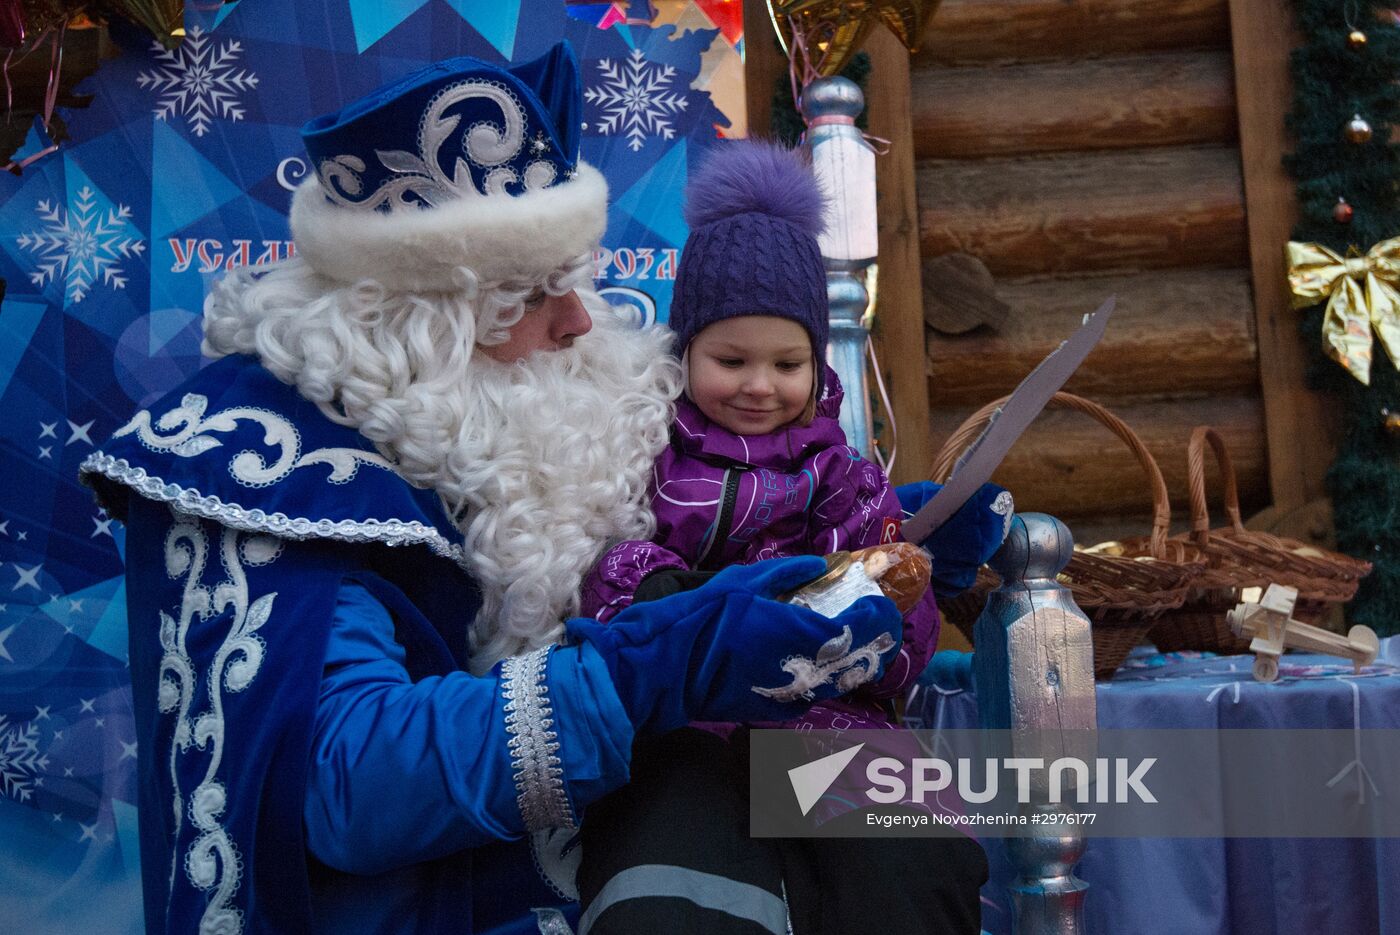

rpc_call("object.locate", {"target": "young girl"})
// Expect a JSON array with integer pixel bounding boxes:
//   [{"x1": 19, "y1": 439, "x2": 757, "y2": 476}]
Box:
[{"x1": 575, "y1": 140, "x2": 1010, "y2": 935}]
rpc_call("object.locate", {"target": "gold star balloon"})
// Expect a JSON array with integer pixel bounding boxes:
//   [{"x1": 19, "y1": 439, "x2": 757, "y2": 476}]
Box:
[{"x1": 768, "y1": 0, "x2": 943, "y2": 78}]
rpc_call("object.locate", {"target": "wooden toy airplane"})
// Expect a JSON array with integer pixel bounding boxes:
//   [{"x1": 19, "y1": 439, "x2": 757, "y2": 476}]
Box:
[{"x1": 1226, "y1": 584, "x2": 1380, "y2": 682}]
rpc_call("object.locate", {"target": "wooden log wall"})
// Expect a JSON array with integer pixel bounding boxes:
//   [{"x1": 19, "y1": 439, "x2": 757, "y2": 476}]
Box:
[{"x1": 916, "y1": 0, "x2": 1269, "y2": 541}]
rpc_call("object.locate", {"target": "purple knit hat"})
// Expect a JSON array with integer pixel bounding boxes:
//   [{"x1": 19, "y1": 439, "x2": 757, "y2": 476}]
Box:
[{"x1": 669, "y1": 140, "x2": 829, "y2": 385}]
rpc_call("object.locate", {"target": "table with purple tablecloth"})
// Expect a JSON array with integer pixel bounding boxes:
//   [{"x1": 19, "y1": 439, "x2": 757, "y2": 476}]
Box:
[{"x1": 906, "y1": 638, "x2": 1400, "y2": 935}]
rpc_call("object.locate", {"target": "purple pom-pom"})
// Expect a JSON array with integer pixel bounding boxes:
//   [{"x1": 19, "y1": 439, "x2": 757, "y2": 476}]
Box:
[{"x1": 683, "y1": 139, "x2": 827, "y2": 237}]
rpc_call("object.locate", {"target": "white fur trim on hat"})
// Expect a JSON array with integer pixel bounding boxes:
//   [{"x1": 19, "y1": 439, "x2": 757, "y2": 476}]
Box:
[{"x1": 289, "y1": 162, "x2": 608, "y2": 291}]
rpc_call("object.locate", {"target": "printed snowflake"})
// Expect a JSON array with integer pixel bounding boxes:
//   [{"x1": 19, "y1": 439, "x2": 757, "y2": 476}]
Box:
[
  {"x1": 16, "y1": 186, "x2": 146, "y2": 304},
  {"x1": 0, "y1": 715, "x2": 49, "y2": 803},
  {"x1": 136, "y1": 25, "x2": 259, "y2": 137},
  {"x1": 585, "y1": 49, "x2": 689, "y2": 152}
]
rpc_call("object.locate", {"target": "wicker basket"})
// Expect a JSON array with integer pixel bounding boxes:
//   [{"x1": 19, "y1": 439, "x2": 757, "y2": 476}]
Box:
[
  {"x1": 931, "y1": 392, "x2": 1204, "y2": 679},
  {"x1": 1147, "y1": 427, "x2": 1372, "y2": 654}
]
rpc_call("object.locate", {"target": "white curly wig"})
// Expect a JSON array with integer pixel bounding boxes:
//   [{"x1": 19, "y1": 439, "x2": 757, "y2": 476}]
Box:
[{"x1": 202, "y1": 254, "x2": 681, "y2": 672}]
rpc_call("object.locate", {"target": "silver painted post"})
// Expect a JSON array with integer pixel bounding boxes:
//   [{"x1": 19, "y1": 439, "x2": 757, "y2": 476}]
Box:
[
  {"x1": 973, "y1": 513, "x2": 1096, "y2": 935},
  {"x1": 826, "y1": 262, "x2": 874, "y2": 458},
  {"x1": 799, "y1": 75, "x2": 878, "y2": 460}
]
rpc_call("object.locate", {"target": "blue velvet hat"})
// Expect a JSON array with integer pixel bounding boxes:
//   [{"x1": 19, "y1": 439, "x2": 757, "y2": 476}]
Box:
[{"x1": 289, "y1": 42, "x2": 608, "y2": 292}]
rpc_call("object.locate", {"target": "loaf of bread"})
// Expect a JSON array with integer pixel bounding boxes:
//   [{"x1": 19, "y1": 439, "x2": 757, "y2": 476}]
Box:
[{"x1": 849, "y1": 542, "x2": 932, "y2": 614}]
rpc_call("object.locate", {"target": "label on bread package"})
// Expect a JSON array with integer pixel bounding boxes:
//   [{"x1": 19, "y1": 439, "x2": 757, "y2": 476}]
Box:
[{"x1": 788, "y1": 561, "x2": 885, "y2": 619}]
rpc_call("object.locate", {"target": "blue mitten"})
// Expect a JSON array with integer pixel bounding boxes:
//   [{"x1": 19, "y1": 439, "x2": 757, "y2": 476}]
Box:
[
  {"x1": 895, "y1": 481, "x2": 1014, "y2": 597},
  {"x1": 566, "y1": 555, "x2": 903, "y2": 736}
]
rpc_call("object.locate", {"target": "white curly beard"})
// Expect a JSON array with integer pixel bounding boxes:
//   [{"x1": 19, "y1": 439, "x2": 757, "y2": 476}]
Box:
[{"x1": 453, "y1": 305, "x2": 679, "y2": 672}]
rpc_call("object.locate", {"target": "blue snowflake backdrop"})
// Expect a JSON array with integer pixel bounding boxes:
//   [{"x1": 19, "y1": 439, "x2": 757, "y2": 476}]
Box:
[{"x1": 0, "y1": 2, "x2": 745, "y2": 929}]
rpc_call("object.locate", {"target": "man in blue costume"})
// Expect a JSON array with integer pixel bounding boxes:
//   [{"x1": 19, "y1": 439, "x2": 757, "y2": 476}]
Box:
[{"x1": 81, "y1": 43, "x2": 1005, "y2": 935}]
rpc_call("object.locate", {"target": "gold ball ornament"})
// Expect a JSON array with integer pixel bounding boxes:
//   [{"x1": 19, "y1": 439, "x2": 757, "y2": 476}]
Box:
[
  {"x1": 1348, "y1": 29, "x2": 1368, "y2": 49},
  {"x1": 1345, "y1": 114, "x2": 1374, "y2": 144}
]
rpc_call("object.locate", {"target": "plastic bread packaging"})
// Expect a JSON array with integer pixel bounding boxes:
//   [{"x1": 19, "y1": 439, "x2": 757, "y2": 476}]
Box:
[
  {"x1": 783, "y1": 542, "x2": 933, "y2": 617},
  {"x1": 850, "y1": 542, "x2": 933, "y2": 614}
]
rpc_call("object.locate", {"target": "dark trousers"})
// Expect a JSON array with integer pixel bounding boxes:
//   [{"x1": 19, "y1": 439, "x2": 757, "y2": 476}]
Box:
[{"x1": 577, "y1": 729, "x2": 988, "y2": 935}]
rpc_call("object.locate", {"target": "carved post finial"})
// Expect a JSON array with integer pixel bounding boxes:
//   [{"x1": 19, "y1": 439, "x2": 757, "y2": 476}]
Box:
[{"x1": 974, "y1": 513, "x2": 1095, "y2": 935}]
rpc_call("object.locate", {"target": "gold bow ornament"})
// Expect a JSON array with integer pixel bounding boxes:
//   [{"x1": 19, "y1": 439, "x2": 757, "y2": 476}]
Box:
[{"x1": 1286, "y1": 237, "x2": 1400, "y2": 385}]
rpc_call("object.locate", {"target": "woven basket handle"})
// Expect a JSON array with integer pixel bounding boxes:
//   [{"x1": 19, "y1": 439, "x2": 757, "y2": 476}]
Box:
[
  {"x1": 929, "y1": 391, "x2": 1173, "y2": 559},
  {"x1": 1187, "y1": 426, "x2": 1246, "y2": 546}
]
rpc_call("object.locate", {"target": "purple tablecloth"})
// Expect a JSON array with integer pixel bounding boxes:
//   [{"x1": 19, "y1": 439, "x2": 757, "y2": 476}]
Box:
[{"x1": 907, "y1": 638, "x2": 1400, "y2": 935}]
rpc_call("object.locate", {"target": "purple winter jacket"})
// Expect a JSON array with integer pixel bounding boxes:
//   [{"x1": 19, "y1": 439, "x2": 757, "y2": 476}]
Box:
[{"x1": 580, "y1": 369, "x2": 939, "y2": 731}]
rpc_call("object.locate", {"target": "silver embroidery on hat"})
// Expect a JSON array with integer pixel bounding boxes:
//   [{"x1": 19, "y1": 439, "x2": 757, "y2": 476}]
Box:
[{"x1": 317, "y1": 79, "x2": 560, "y2": 213}]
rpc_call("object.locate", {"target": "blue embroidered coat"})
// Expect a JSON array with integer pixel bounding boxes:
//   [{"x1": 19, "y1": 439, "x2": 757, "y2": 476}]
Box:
[{"x1": 81, "y1": 354, "x2": 632, "y2": 934}]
